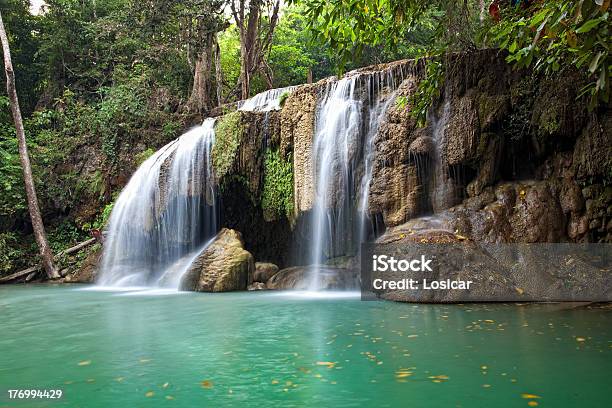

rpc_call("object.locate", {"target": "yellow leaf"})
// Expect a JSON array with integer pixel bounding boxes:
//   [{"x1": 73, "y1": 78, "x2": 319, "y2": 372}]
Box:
[
  {"x1": 521, "y1": 393, "x2": 541, "y2": 399},
  {"x1": 78, "y1": 360, "x2": 91, "y2": 366},
  {"x1": 515, "y1": 287, "x2": 524, "y2": 295},
  {"x1": 316, "y1": 361, "x2": 336, "y2": 368},
  {"x1": 166, "y1": 396, "x2": 174, "y2": 400},
  {"x1": 145, "y1": 391, "x2": 154, "y2": 397},
  {"x1": 483, "y1": 384, "x2": 491, "y2": 388},
  {"x1": 576, "y1": 337, "x2": 586, "y2": 342},
  {"x1": 528, "y1": 402, "x2": 539, "y2": 407},
  {"x1": 201, "y1": 380, "x2": 213, "y2": 389},
  {"x1": 271, "y1": 380, "x2": 279, "y2": 384}
]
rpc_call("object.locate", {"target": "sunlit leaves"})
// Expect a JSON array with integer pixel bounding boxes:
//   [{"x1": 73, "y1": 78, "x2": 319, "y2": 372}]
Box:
[{"x1": 488, "y1": 1, "x2": 610, "y2": 110}]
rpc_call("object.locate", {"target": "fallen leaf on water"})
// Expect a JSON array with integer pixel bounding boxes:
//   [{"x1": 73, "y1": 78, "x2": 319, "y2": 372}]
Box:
[
  {"x1": 271, "y1": 380, "x2": 279, "y2": 384},
  {"x1": 78, "y1": 360, "x2": 91, "y2": 366},
  {"x1": 145, "y1": 391, "x2": 154, "y2": 398},
  {"x1": 115, "y1": 377, "x2": 124, "y2": 382},
  {"x1": 316, "y1": 361, "x2": 336, "y2": 368},
  {"x1": 407, "y1": 334, "x2": 418, "y2": 338},
  {"x1": 201, "y1": 380, "x2": 213, "y2": 389},
  {"x1": 483, "y1": 384, "x2": 491, "y2": 388},
  {"x1": 396, "y1": 372, "x2": 412, "y2": 378},
  {"x1": 576, "y1": 337, "x2": 586, "y2": 342},
  {"x1": 139, "y1": 359, "x2": 151, "y2": 363},
  {"x1": 521, "y1": 394, "x2": 541, "y2": 399},
  {"x1": 165, "y1": 396, "x2": 174, "y2": 400},
  {"x1": 528, "y1": 401, "x2": 539, "y2": 407},
  {"x1": 86, "y1": 379, "x2": 95, "y2": 383},
  {"x1": 162, "y1": 382, "x2": 169, "y2": 388},
  {"x1": 481, "y1": 365, "x2": 488, "y2": 370}
]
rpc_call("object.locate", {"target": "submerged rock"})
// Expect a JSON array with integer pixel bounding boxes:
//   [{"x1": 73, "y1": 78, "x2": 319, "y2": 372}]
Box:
[
  {"x1": 253, "y1": 262, "x2": 279, "y2": 283},
  {"x1": 266, "y1": 266, "x2": 360, "y2": 290},
  {"x1": 248, "y1": 282, "x2": 267, "y2": 291},
  {"x1": 180, "y1": 228, "x2": 254, "y2": 292}
]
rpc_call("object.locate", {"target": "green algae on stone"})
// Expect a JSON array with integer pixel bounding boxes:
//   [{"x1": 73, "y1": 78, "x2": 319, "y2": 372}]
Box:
[
  {"x1": 213, "y1": 111, "x2": 243, "y2": 180},
  {"x1": 262, "y1": 148, "x2": 294, "y2": 221}
]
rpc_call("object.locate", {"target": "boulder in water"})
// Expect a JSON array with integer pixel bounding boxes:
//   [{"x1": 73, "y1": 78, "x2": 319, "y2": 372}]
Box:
[
  {"x1": 69, "y1": 246, "x2": 102, "y2": 283},
  {"x1": 253, "y1": 262, "x2": 279, "y2": 283},
  {"x1": 179, "y1": 229, "x2": 254, "y2": 292},
  {"x1": 266, "y1": 266, "x2": 359, "y2": 290}
]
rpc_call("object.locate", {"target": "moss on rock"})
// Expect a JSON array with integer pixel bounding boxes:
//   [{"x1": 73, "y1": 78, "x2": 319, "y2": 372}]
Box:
[
  {"x1": 213, "y1": 111, "x2": 243, "y2": 180},
  {"x1": 261, "y1": 149, "x2": 294, "y2": 221}
]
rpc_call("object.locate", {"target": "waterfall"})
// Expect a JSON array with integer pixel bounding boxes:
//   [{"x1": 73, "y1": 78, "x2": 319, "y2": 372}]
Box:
[
  {"x1": 238, "y1": 86, "x2": 297, "y2": 112},
  {"x1": 309, "y1": 66, "x2": 407, "y2": 289},
  {"x1": 98, "y1": 119, "x2": 218, "y2": 287}
]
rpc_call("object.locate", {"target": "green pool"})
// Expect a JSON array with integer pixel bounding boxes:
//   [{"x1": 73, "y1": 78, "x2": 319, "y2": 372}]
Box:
[{"x1": 0, "y1": 285, "x2": 610, "y2": 407}]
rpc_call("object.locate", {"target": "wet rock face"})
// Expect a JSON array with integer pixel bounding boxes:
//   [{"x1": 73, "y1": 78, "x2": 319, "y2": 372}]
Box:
[
  {"x1": 180, "y1": 228, "x2": 254, "y2": 292},
  {"x1": 68, "y1": 246, "x2": 102, "y2": 283},
  {"x1": 253, "y1": 262, "x2": 279, "y2": 283},
  {"x1": 368, "y1": 76, "x2": 423, "y2": 227},
  {"x1": 281, "y1": 85, "x2": 318, "y2": 213},
  {"x1": 373, "y1": 226, "x2": 611, "y2": 303},
  {"x1": 266, "y1": 266, "x2": 360, "y2": 290}
]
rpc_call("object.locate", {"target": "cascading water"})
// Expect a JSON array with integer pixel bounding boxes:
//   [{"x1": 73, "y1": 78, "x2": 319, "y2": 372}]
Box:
[
  {"x1": 238, "y1": 86, "x2": 297, "y2": 112},
  {"x1": 308, "y1": 65, "x2": 408, "y2": 289},
  {"x1": 98, "y1": 118, "x2": 218, "y2": 287}
]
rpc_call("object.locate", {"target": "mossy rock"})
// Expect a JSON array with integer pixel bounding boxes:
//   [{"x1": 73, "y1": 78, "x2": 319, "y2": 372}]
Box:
[{"x1": 212, "y1": 111, "x2": 243, "y2": 180}]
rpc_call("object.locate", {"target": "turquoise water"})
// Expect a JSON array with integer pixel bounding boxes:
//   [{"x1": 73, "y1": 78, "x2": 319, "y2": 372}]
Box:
[{"x1": 0, "y1": 285, "x2": 610, "y2": 407}]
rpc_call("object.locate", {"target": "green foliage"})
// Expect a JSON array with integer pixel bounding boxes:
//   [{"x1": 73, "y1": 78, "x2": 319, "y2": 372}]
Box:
[
  {"x1": 279, "y1": 91, "x2": 291, "y2": 107},
  {"x1": 0, "y1": 232, "x2": 26, "y2": 275},
  {"x1": 0, "y1": 97, "x2": 26, "y2": 217},
  {"x1": 82, "y1": 200, "x2": 115, "y2": 231},
  {"x1": 262, "y1": 149, "x2": 294, "y2": 221},
  {"x1": 135, "y1": 148, "x2": 156, "y2": 166},
  {"x1": 487, "y1": 0, "x2": 610, "y2": 109},
  {"x1": 291, "y1": 0, "x2": 478, "y2": 73},
  {"x1": 396, "y1": 57, "x2": 445, "y2": 127},
  {"x1": 212, "y1": 112, "x2": 243, "y2": 179},
  {"x1": 46, "y1": 221, "x2": 88, "y2": 254}
]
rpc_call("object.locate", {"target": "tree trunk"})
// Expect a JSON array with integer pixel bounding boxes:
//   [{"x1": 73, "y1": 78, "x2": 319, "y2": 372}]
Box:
[
  {"x1": 186, "y1": 35, "x2": 215, "y2": 114},
  {"x1": 214, "y1": 35, "x2": 223, "y2": 106},
  {"x1": 0, "y1": 12, "x2": 58, "y2": 279}
]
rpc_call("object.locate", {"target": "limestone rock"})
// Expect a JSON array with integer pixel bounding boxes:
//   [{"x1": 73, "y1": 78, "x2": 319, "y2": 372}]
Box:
[
  {"x1": 179, "y1": 228, "x2": 254, "y2": 292},
  {"x1": 248, "y1": 282, "x2": 267, "y2": 291},
  {"x1": 281, "y1": 85, "x2": 318, "y2": 213},
  {"x1": 70, "y1": 246, "x2": 102, "y2": 283},
  {"x1": 253, "y1": 262, "x2": 279, "y2": 283},
  {"x1": 266, "y1": 266, "x2": 360, "y2": 290}
]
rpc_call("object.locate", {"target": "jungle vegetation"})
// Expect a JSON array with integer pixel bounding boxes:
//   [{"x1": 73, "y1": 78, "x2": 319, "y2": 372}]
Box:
[{"x1": 0, "y1": 0, "x2": 609, "y2": 276}]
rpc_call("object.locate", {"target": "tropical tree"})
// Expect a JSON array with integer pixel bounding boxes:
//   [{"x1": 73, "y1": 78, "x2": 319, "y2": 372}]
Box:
[
  {"x1": 230, "y1": 0, "x2": 281, "y2": 99},
  {"x1": 0, "y1": 11, "x2": 58, "y2": 279}
]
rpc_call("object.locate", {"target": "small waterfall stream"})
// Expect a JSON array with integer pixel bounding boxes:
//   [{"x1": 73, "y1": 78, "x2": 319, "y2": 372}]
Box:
[
  {"x1": 308, "y1": 66, "x2": 407, "y2": 289},
  {"x1": 238, "y1": 86, "x2": 297, "y2": 112},
  {"x1": 98, "y1": 119, "x2": 218, "y2": 287}
]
